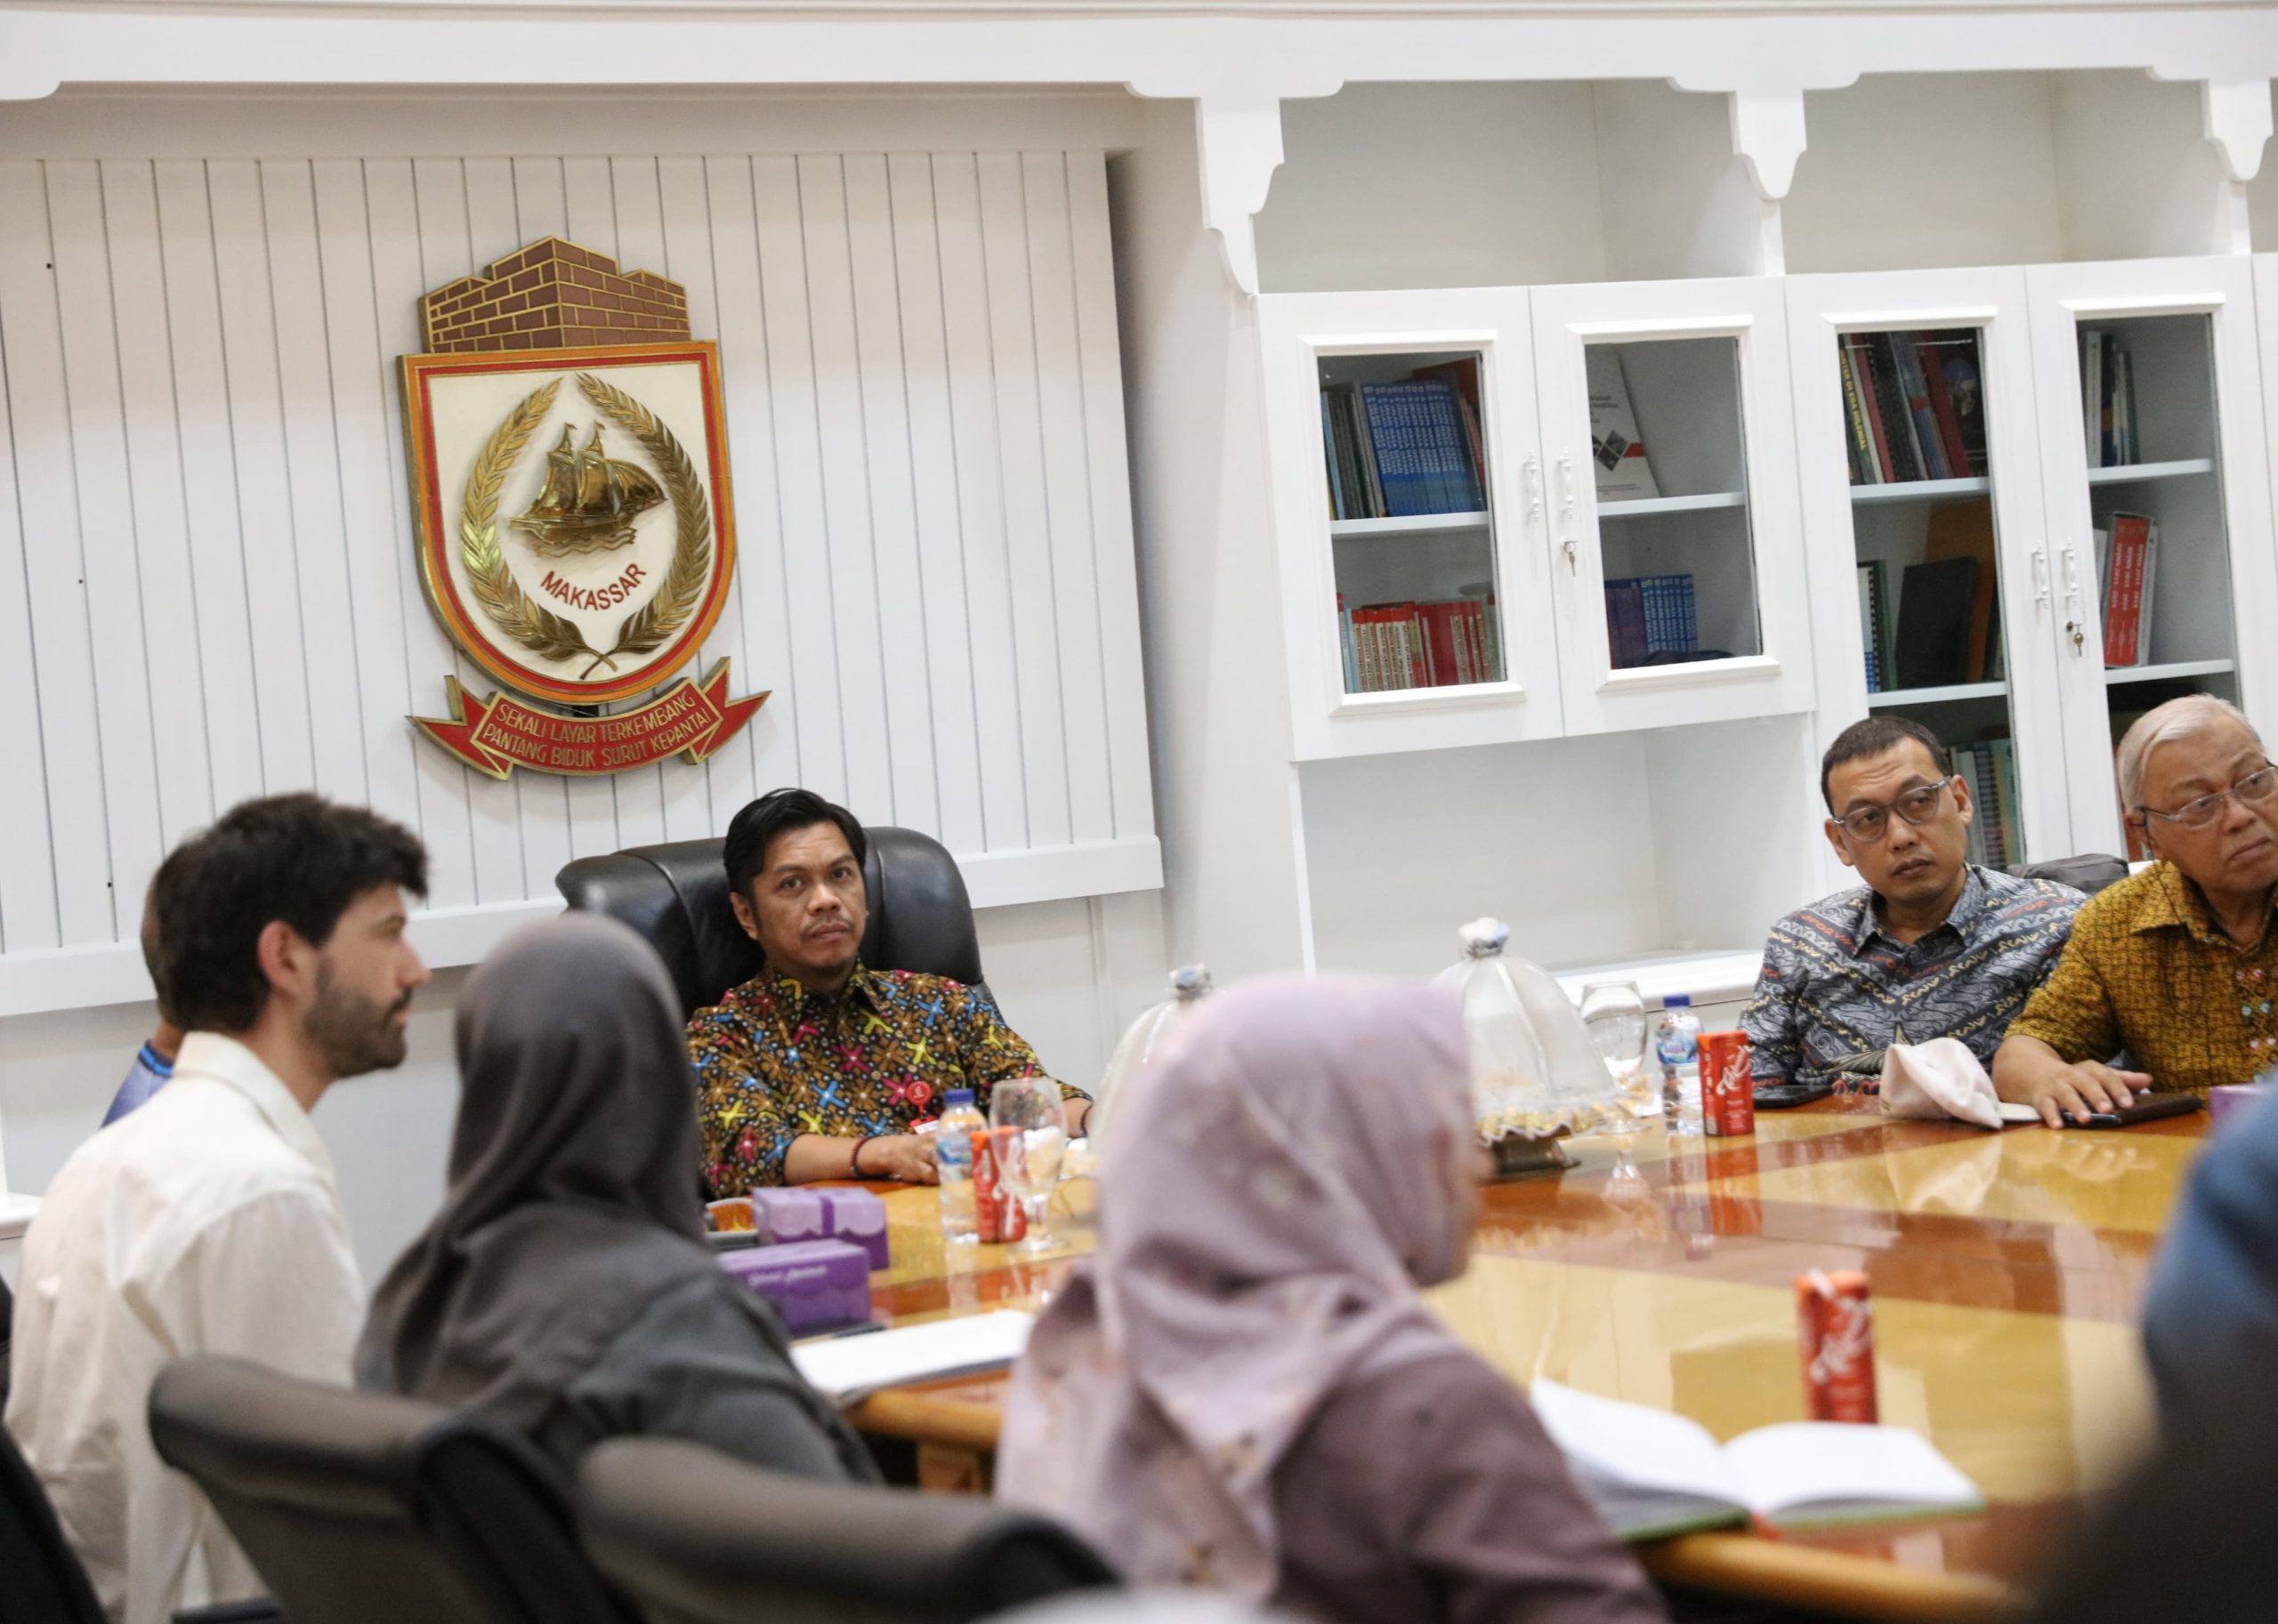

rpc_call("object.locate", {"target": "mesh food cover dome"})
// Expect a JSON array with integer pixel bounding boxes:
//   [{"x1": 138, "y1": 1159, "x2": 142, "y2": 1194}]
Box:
[
  {"x1": 1087, "y1": 964, "x2": 1212, "y2": 1151},
  {"x1": 1435, "y1": 918, "x2": 1619, "y2": 1140}
]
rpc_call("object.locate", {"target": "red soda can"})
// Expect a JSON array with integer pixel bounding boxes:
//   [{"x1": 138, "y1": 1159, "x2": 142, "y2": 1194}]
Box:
[
  {"x1": 1700, "y1": 1031, "x2": 1755, "y2": 1137},
  {"x1": 970, "y1": 1128, "x2": 1027, "y2": 1244},
  {"x1": 1797, "y1": 1269, "x2": 1878, "y2": 1423}
]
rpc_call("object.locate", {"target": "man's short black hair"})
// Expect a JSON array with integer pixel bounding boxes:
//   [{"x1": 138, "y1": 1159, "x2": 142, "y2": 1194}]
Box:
[
  {"x1": 1821, "y1": 715, "x2": 1952, "y2": 812},
  {"x1": 723, "y1": 788, "x2": 868, "y2": 900},
  {"x1": 155, "y1": 794, "x2": 428, "y2": 1034},
  {"x1": 138, "y1": 882, "x2": 179, "y2": 1028}
]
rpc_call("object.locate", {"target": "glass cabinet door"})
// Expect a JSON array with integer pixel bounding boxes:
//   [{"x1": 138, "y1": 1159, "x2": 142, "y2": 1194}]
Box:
[
  {"x1": 1531, "y1": 278, "x2": 1814, "y2": 735},
  {"x1": 2029, "y1": 260, "x2": 2277, "y2": 858},
  {"x1": 1789, "y1": 269, "x2": 2071, "y2": 871},
  {"x1": 1257, "y1": 289, "x2": 1559, "y2": 759}
]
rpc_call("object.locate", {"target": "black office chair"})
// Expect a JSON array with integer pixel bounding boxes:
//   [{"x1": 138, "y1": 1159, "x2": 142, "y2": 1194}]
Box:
[
  {"x1": 148, "y1": 1355, "x2": 636, "y2": 1624},
  {"x1": 576, "y1": 1435, "x2": 1118, "y2": 1624},
  {"x1": 0, "y1": 1403, "x2": 106, "y2": 1624},
  {"x1": 556, "y1": 825, "x2": 984, "y2": 1017},
  {"x1": 1, "y1": 1274, "x2": 12, "y2": 1402},
  {"x1": 2009, "y1": 853, "x2": 2129, "y2": 897}
]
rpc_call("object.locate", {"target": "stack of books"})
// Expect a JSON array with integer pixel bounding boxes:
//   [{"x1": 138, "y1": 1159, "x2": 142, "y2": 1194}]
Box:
[
  {"x1": 1951, "y1": 739, "x2": 2022, "y2": 869},
  {"x1": 1321, "y1": 364, "x2": 1486, "y2": 520},
  {"x1": 1856, "y1": 561, "x2": 1894, "y2": 692},
  {"x1": 1603, "y1": 575, "x2": 1697, "y2": 668},
  {"x1": 2095, "y1": 513, "x2": 2159, "y2": 667},
  {"x1": 1839, "y1": 331, "x2": 1988, "y2": 486},
  {"x1": 1339, "y1": 595, "x2": 1499, "y2": 692},
  {"x1": 2080, "y1": 329, "x2": 2140, "y2": 468}
]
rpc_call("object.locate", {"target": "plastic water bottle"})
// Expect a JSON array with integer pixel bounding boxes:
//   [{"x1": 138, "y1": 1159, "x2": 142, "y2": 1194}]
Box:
[
  {"x1": 935, "y1": 1088, "x2": 985, "y2": 1245},
  {"x1": 1656, "y1": 995, "x2": 1704, "y2": 1136}
]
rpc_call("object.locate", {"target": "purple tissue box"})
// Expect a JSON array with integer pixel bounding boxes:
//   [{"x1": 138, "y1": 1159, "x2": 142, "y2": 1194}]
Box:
[
  {"x1": 2211, "y1": 1081, "x2": 2276, "y2": 1131},
  {"x1": 719, "y1": 1240, "x2": 873, "y2": 1334},
  {"x1": 815, "y1": 1188, "x2": 891, "y2": 1271},
  {"x1": 748, "y1": 1187, "x2": 825, "y2": 1246}
]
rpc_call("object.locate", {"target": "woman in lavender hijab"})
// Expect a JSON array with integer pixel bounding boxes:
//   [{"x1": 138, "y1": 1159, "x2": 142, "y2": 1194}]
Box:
[{"x1": 996, "y1": 975, "x2": 1665, "y2": 1624}]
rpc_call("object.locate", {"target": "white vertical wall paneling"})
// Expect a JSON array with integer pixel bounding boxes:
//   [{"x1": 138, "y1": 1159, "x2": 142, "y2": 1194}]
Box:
[
  {"x1": 750, "y1": 155, "x2": 849, "y2": 807},
  {"x1": 656, "y1": 153, "x2": 755, "y2": 842},
  {"x1": 94, "y1": 160, "x2": 216, "y2": 858},
  {"x1": 44, "y1": 163, "x2": 166, "y2": 926},
  {"x1": 0, "y1": 162, "x2": 115, "y2": 948},
  {"x1": 411, "y1": 157, "x2": 527, "y2": 903},
  {"x1": 462, "y1": 153, "x2": 574, "y2": 892},
  {"x1": 700, "y1": 153, "x2": 804, "y2": 824},
  {"x1": 975, "y1": 152, "x2": 1072, "y2": 852},
  {"x1": 307, "y1": 159, "x2": 426, "y2": 853},
  {"x1": 796, "y1": 156, "x2": 897, "y2": 825},
  {"x1": 0, "y1": 174, "x2": 58, "y2": 956},
  {"x1": 364, "y1": 158, "x2": 479, "y2": 909},
  {"x1": 885, "y1": 153, "x2": 985, "y2": 860},
  {"x1": 1019, "y1": 151, "x2": 1113, "y2": 846},
  {"x1": 842, "y1": 154, "x2": 942, "y2": 837},
  {"x1": 151, "y1": 161, "x2": 267, "y2": 820},
  {"x1": 206, "y1": 160, "x2": 320, "y2": 796},
  {"x1": 258, "y1": 161, "x2": 368, "y2": 807},
  {"x1": 1064, "y1": 153, "x2": 1152, "y2": 844},
  {"x1": 928, "y1": 154, "x2": 1028, "y2": 853},
  {"x1": 600, "y1": 155, "x2": 674, "y2": 851},
  {"x1": 0, "y1": 136, "x2": 1159, "y2": 1009}
]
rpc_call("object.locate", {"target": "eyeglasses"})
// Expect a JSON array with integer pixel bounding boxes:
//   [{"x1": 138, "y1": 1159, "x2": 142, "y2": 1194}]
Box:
[
  {"x1": 1830, "y1": 779, "x2": 1954, "y2": 843},
  {"x1": 2140, "y1": 763, "x2": 2278, "y2": 830}
]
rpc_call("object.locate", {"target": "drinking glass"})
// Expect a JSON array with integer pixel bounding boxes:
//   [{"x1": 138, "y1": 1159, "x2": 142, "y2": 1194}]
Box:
[
  {"x1": 990, "y1": 1076, "x2": 1068, "y2": 1255},
  {"x1": 1578, "y1": 981, "x2": 1654, "y2": 1135}
]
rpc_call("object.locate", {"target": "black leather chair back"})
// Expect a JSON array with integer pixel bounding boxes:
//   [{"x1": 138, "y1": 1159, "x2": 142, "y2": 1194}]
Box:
[
  {"x1": 2009, "y1": 853, "x2": 2130, "y2": 897},
  {"x1": 0, "y1": 1406, "x2": 106, "y2": 1624},
  {"x1": 149, "y1": 1356, "x2": 635, "y2": 1624},
  {"x1": 577, "y1": 1436, "x2": 1116, "y2": 1624},
  {"x1": 555, "y1": 825, "x2": 984, "y2": 1016}
]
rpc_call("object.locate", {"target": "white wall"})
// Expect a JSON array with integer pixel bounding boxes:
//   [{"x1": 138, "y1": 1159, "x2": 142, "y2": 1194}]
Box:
[
  {"x1": 0, "y1": 896, "x2": 1165, "y2": 1278},
  {"x1": 0, "y1": 89, "x2": 1159, "y2": 1017}
]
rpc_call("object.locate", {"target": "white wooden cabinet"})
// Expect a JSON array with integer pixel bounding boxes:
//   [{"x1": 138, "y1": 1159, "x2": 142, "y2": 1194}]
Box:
[
  {"x1": 1260, "y1": 279, "x2": 1815, "y2": 758},
  {"x1": 2024, "y1": 256, "x2": 2277, "y2": 856},
  {"x1": 1531, "y1": 276, "x2": 1814, "y2": 735},
  {"x1": 1786, "y1": 267, "x2": 2072, "y2": 873}
]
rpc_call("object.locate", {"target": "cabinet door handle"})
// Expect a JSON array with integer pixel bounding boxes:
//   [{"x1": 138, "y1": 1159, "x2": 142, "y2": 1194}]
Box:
[
  {"x1": 2032, "y1": 547, "x2": 2051, "y2": 610},
  {"x1": 1524, "y1": 455, "x2": 1544, "y2": 524},
  {"x1": 2061, "y1": 545, "x2": 2086, "y2": 654},
  {"x1": 1556, "y1": 452, "x2": 1578, "y2": 574}
]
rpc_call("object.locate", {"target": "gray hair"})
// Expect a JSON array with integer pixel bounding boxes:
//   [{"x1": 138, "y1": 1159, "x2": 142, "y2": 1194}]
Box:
[{"x1": 2115, "y1": 695, "x2": 2262, "y2": 810}]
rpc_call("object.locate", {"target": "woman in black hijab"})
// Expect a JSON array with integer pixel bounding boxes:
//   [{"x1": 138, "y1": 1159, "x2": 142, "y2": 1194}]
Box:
[{"x1": 357, "y1": 913, "x2": 873, "y2": 1480}]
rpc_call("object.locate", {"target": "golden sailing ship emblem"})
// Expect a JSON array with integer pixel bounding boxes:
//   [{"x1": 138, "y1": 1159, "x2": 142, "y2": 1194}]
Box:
[{"x1": 513, "y1": 424, "x2": 667, "y2": 556}]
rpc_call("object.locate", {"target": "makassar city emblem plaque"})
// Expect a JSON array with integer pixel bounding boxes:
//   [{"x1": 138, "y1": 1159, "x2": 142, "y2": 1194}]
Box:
[{"x1": 400, "y1": 238, "x2": 764, "y2": 778}]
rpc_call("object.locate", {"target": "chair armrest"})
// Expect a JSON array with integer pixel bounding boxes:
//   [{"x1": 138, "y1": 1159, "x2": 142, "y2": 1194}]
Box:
[{"x1": 172, "y1": 1600, "x2": 284, "y2": 1624}]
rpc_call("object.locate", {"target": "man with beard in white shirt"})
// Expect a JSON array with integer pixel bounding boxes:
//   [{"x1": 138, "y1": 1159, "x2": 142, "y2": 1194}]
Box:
[{"x1": 4, "y1": 794, "x2": 430, "y2": 1624}]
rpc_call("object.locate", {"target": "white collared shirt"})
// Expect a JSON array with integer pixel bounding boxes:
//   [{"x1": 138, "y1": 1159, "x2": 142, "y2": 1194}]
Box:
[{"x1": 4, "y1": 1033, "x2": 364, "y2": 1624}]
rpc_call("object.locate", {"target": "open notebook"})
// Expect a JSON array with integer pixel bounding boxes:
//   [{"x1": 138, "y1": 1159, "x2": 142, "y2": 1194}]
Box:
[
  {"x1": 1529, "y1": 1380, "x2": 1983, "y2": 1540},
  {"x1": 791, "y1": 1310, "x2": 1035, "y2": 1403}
]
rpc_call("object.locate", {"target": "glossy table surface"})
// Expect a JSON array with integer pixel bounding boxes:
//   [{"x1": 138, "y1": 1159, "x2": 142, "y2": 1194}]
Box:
[{"x1": 837, "y1": 1098, "x2": 2209, "y2": 1620}]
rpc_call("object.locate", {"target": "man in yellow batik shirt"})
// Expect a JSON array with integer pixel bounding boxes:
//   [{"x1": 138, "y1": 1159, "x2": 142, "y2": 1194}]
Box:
[{"x1": 1996, "y1": 696, "x2": 2278, "y2": 1126}]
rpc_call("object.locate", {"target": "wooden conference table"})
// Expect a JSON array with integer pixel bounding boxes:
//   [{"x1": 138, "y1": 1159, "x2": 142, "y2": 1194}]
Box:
[{"x1": 836, "y1": 1099, "x2": 2210, "y2": 1621}]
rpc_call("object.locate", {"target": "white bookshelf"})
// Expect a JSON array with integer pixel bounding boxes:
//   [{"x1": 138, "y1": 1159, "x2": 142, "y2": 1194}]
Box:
[
  {"x1": 1598, "y1": 490, "x2": 1747, "y2": 519},
  {"x1": 2084, "y1": 457, "x2": 2216, "y2": 486},
  {"x1": 2107, "y1": 658, "x2": 2238, "y2": 686},
  {"x1": 1329, "y1": 511, "x2": 1490, "y2": 538},
  {"x1": 1868, "y1": 681, "x2": 2009, "y2": 708},
  {"x1": 1850, "y1": 476, "x2": 1992, "y2": 505}
]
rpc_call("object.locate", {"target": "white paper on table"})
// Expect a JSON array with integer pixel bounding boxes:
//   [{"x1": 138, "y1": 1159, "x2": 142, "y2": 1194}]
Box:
[{"x1": 792, "y1": 1310, "x2": 1035, "y2": 1403}]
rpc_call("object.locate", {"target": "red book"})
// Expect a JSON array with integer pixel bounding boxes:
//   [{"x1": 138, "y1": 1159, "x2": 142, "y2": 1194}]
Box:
[
  {"x1": 2103, "y1": 514, "x2": 2151, "y2": 667},
  {"x1": 1417, "y1": 602, "x2": 1466, "y2": 687},
  {"x1": 1405, "y1": 607, "x2": 1432, "y2": 687},
  {"x1": 1919, "y1": 335, "x2": 1973, "y2": 478}
]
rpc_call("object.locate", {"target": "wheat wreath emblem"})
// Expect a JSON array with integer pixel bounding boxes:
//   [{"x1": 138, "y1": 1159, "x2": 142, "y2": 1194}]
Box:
[{"x1": 459, "y1": 373, "x2": 713, "y2": 682}]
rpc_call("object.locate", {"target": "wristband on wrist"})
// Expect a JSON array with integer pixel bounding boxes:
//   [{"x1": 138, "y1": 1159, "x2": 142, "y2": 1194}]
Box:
[{"x1": 850, "y1": 1134, "x2": 886, "y2": 1178}]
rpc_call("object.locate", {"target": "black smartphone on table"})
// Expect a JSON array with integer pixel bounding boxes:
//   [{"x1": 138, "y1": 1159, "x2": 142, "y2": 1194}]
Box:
[{"x1": 2068, "y1": 1093, "x2": 2204, "y2": 1129}]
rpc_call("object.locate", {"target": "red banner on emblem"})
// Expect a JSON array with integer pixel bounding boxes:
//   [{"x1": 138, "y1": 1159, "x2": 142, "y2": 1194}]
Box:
[{"x1": 412, "y1": 658, "x2": 767, "y2": 779}]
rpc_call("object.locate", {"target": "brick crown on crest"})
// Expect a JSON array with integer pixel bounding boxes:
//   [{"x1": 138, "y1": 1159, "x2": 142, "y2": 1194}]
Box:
[{"x1": 420, "y1": 238, "x2": 691, "y2": 354}]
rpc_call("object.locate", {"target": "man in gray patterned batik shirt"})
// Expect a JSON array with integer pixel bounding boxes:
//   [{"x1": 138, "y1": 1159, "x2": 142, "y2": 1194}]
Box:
[{"x1": 1742, "y1": 716, "x2": 2085, "y2": 1096}]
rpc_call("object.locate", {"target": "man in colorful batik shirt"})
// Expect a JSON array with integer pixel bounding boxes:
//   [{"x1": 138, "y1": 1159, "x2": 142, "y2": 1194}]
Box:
[
  {"x1": 1743, "y1": 716, "x2": 2083, "y2": 1099},
  {"x1": 688, "y1": 789, "x2": 1091, "y2": 1192}
]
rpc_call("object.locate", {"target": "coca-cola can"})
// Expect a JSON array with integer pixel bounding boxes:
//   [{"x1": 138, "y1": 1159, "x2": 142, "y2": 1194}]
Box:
[
  {"x1": 1797, "y1": 1269, "x2": 1878, "y2": 1423},
  {"x1": 971, "y1": 1127, "x2": 1027, "y2": 1244},
  {"x1": 1700, "y1": 1030, "x2": 1756, "y2": 1137}
]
